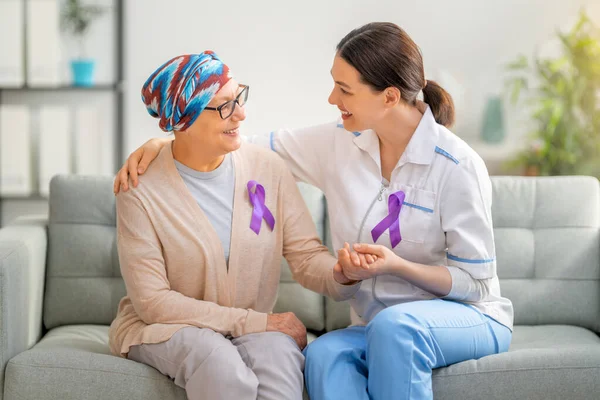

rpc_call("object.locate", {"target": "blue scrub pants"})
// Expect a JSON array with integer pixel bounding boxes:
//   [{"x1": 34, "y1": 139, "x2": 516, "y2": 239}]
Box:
[{"x1": 304, "y1": 299, "x2": 511, "y2": 400}]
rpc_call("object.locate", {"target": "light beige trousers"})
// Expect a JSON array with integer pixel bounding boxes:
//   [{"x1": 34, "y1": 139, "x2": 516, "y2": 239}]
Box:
[{"x1": 128, "y1": 327, "x2": 304, "y2": 400}]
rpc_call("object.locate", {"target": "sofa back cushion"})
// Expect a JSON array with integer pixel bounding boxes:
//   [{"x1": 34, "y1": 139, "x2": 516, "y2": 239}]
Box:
[
  {"x1": 44, "y1": 176, "x2": 328, "y2": 332},
  {"x1": 273, "y1": 183, "x2": 328, "y2": 331},
  {"x1": 492, "y1": 176, "x2": 600, "y2": 332},
  {"x1": 44, "y1": 176, "x2": 123, "y2": 329},
  {"x1": 45, "y1": 175, "x2": 600, "y2": 334},
  {"x1": 324, "y1": 176, "x2": 600, "y2": 333}
]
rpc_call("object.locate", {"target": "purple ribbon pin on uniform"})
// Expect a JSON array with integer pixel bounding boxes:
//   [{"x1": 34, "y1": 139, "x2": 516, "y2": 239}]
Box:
[
  {"x1": 247, "y1": 180, "x2": 275, "y2": 235},
  {"x1": 371, "y1": 190, "x2": 406, "y2": 248}
]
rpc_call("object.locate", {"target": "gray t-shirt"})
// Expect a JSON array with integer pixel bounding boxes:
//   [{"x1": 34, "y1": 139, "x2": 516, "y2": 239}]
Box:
[{"x1": 174, "y1": 154, "x2": 234, "y2": 265}]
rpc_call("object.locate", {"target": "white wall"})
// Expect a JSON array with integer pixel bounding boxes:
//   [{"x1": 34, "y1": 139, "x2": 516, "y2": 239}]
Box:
[
  {"x1": 2, "y1": 0, "x2": 598, "y2": 225},
  {"x1": 125, "y1": 0, "x2": 600, "y2": 167}
]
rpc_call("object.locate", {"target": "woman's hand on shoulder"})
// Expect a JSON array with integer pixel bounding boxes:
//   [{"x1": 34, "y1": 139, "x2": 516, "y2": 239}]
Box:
[{"x1": 113, "y1": 137, "x2": 172, "y2": 194}]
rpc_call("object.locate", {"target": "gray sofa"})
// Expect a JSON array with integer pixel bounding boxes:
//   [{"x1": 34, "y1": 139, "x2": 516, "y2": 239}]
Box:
[{"x1": 0, "y1": 175, "x2": 599, "y2": 400}]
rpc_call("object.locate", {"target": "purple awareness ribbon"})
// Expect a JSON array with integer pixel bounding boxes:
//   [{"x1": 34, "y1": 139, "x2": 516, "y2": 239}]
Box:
[
  {"x1": 247, "y1": 180, "x2": 275, "y2": 235},
  {"x1": 371, "y1": 190, "x2": 406, "y2": 248}
]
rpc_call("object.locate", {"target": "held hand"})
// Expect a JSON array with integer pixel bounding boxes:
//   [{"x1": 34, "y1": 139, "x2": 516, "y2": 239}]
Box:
[
  {"x1": 333, "y1": 261, "x2": 357, "y2": 285},
  {"x1": 336, "y1": 242, "x2": 379, "y2": 281},
  {"x1": 266, "y1": 312, "x2": 308, "y2": 350},
  {"x1": 352, "y1": 243, "x2": 402, "y2": 274},
  {"x1": 113, "y1": 137, "x2": 171, "y2": 194}
]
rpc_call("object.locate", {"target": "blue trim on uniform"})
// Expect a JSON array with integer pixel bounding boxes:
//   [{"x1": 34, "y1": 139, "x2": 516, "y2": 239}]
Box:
[
  {"x1": 404, "y1": 202, "x2": 434, "y2": 213},
  {"x1": 269, "y1": 131, "x2": 275, "y2": 151},
  {"x1": 435, "y1": 146, "x2": 459, "y2": 164},
  {"x1": 447, "y1": 253, "x2": 495, "y2": 264},
  {"x1": 337, "y1": 123, "x2": 361, "y2": 137}
]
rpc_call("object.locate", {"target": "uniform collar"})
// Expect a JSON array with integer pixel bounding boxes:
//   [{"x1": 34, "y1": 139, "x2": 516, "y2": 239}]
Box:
[
  {"x1": 400, "y1": 105, "x2": 439, "y2": 166},
  {"x1": 352, "y1": 128, "x2": 381, "y2": 171},
  {"x1": 351, "y1": 105, "x2": 439, "y2": 169}
]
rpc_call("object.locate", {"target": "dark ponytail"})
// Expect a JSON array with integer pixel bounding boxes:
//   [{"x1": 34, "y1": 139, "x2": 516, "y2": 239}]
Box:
[
  {"x1": 422, "y1": 79, "x2": 455, "y2": 128},
  {"x1": 337, "y1": 22, "x2": 456, "y2": 128}
]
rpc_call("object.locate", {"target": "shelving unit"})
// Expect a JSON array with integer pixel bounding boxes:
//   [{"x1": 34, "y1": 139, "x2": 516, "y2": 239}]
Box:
[
  {"x1": 0, "y1": 84, "x2": 120, "y2": 92},
  {"x1": 0, "y1": 0, "x2": 124, "y2": 227}
]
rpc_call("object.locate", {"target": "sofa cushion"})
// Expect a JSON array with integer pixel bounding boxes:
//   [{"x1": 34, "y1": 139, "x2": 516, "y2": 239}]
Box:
[
  {"x1": 275, "y1": 275, "x2": 325, "y2": 331},
  {"x1": 492, "y1": 176, "x2": 600, "y2": 332},
  {"x1": 325, "y1": 177, "x2": 600, "y2": 335},
  {"x1": 44, "y1": 176, "x2": 123, "y2": 329},
  {"x1": 508, "y1": 324, "x2": 600, "y2": 350},
  {"x1": 44, "y1": 176, "x2": 329, "y2": 333},
  {"x1": 4, "y1": 325, "x2": 185, "y2": 400},
  {"x1": 325, "y1": 296, "x2": 351, "y2": 331},
  {"x1": 6, "y1": 325, "x2": 600, "y2": 400},
  {"x1": 4, "y1": 325, "x2": 318, "y2": 400},
  {"x1": 431, "y1": 325, "x2": 600, "y2": 400},
  {"x1": 274, "y1": 182, "x2": 327, "y2": 331}
]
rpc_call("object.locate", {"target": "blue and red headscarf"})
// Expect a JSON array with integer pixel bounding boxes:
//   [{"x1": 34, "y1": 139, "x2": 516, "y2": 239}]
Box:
[{"x1": 141, "y1": 51, "x2": 232, "y2": 132}]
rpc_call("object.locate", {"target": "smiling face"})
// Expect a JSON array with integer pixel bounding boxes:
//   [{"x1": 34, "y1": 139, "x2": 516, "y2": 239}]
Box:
[
  {"x1": 182, "y1": 79, "x2": 247, "y2": 156},
  {"x1": 328, "y1": 54, "x2": 391, "y2": 132}
]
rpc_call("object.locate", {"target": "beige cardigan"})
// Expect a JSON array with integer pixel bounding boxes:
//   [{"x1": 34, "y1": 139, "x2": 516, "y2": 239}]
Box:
[{"x1": 108, "y1": 143, "x2": 359, "y2": 357}]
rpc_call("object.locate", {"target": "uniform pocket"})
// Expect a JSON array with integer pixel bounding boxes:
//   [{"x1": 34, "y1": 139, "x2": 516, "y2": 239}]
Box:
[{"x1": 395, "y1": 186, "x2": 436, "y2": 244}]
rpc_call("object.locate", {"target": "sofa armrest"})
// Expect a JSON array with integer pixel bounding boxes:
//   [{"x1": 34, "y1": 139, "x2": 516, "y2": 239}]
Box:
[{"x1": 0, "y1": 220, "x2": 47, "y2": 391}]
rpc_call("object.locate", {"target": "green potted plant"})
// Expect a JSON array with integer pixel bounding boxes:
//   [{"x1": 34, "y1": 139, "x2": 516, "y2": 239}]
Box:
[
  {"x1": 61, "y1": 0, "x2": 108, "y2": 86},
  {"x1": 505, "y1": 10, "x2": 600, "y2": 177}
]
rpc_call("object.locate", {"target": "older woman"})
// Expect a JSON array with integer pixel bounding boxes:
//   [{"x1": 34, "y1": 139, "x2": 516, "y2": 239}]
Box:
[{"x1": 108, "y1": 51, "x2": 359, "y2": 400}]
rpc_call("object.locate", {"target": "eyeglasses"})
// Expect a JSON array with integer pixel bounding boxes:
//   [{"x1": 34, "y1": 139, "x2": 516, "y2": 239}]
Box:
[{"x1": 204, "y1": 85, "x2": 249, "y2": 120}]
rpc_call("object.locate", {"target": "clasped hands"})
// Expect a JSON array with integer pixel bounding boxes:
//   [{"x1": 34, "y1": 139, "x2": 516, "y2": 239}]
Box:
[{"x1": 333, "y1": 242, "x2": 401, "y2": 284}]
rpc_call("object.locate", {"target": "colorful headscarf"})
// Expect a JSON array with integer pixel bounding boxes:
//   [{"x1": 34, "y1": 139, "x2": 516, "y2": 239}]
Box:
[{"x1": 141, "y1": 51, "x2": 232, "y2": 132}]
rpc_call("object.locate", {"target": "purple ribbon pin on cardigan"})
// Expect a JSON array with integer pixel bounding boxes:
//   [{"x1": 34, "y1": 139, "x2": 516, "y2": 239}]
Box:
[
  {"x1": 247, "y1": 180, "x2": 275, "y2": 235},
  {"x1": 371, "y1": 190, "x2": 406, "y2": 248}
]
